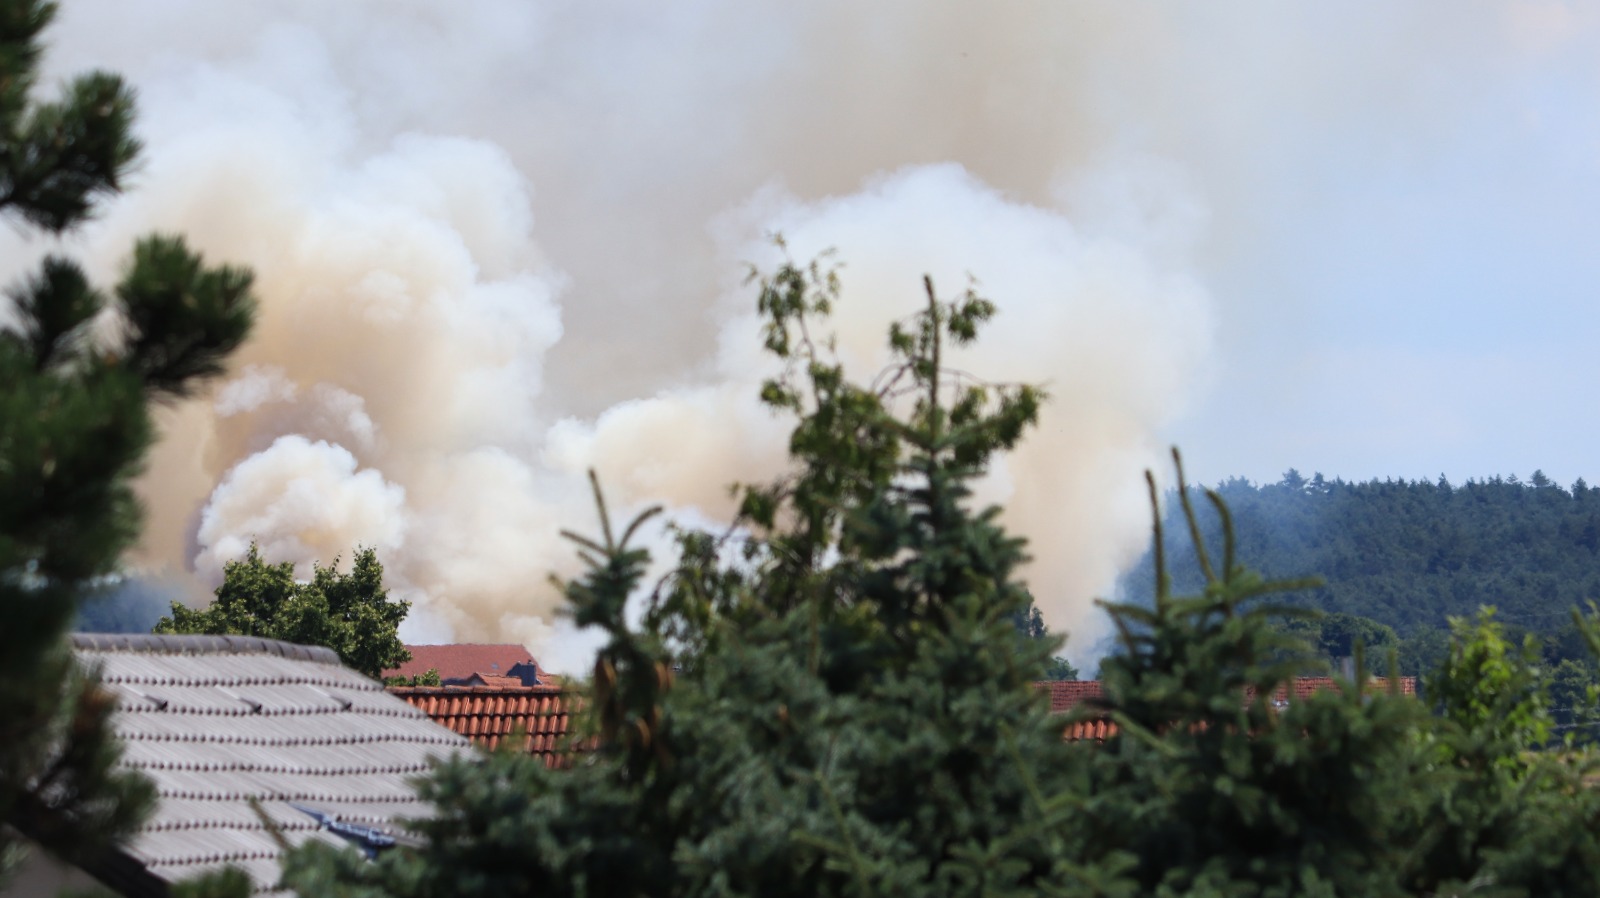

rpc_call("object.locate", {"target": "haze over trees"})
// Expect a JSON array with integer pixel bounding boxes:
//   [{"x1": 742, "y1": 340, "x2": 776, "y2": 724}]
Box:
[
  {"x1": 1120, "y1": 471, "x2": 1600, "y2": 679},
  {"x1": 74, "y1": 575, "x2": 176, "y2": 633},
  {"x1": 1122, "y1": 470, "x2": 1600, "y2": 630},
  {"x1": 0, "y1": 0, "x2": 256, "y2": 886},
  {"x1": 277, "y1": 259, "x2": 1600, "y2": 898},
  {"x1": 1011, "y1": 603, "x2": 1079, "y2": 679}
]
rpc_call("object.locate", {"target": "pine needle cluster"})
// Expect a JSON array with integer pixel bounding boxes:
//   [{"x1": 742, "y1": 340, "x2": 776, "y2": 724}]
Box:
[{"x1": 0, "y1": 0, "x2": 256, "y2": 886}]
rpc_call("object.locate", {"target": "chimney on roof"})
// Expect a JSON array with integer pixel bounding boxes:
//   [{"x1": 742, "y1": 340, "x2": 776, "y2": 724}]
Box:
[{"x1": 506, "y1": 660, "x2": 542, "y2": 686}]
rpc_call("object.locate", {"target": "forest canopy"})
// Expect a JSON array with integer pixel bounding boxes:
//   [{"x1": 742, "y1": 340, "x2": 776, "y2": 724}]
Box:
[{"x1": 1118, "y1": 470, "x2": 1600, "y2": 676}]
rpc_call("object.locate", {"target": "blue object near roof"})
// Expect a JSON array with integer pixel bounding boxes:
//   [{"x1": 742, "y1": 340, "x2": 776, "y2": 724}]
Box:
[{"x1": 290, "y1": 803, "x2": 398, "y2": 859}]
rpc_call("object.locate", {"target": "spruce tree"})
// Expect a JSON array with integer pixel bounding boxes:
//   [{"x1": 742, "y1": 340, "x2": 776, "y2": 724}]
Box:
[
  {"x1": 283, "y1": 257, "x2": 1107, "y2": 898},
  {"x1": 1081, "y1": 457, "x2": 1430, "y2": 896},
  {"x1": 0, "y1": 0, "x2": 255, "y2": 884}
]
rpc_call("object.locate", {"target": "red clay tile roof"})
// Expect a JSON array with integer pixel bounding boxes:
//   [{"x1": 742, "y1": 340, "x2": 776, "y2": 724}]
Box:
[
  {"x1": 385, "y1": 644, "x2": 537, "y2": 683},
  {"x1": 1034, "y1": 680, "x2": 1105, "y2": 713},
  {"x1": 1268, "y1": 676, "x2": 1417, "y2": 703},
  {"x1": 1063, "y1": 718, "x2": 1118, "y2": 742},
  {"x1": 396, "y1": 676, "x2": 1422, "y2": 759},
  {"x1": 389, "y1": 685, "x2": 585, "y2": 767},
  {"x1": 1037, "y1": 677, "x2": 1418, "y2": 742}
]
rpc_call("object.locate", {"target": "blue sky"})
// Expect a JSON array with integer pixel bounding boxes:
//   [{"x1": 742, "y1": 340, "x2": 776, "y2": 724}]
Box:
[{"x1": 1151, "y1": 8, "x2": 1600, "y2": 487}]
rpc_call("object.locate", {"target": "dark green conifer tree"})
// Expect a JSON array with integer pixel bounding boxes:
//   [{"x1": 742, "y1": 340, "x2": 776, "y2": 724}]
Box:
[
  {"x1": 283, "y1": 257, "x2": 1107, "y2": 898},
  {"x1": 0, "y1": 0, "x2": 256, "y2": 884},
  {"x1": 1080, "y1": 458, "x2": 1430, "y2": 896}
]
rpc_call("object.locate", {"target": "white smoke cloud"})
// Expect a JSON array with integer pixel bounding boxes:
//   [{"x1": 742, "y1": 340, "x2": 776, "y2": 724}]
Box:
[
  {"x1": 551, "y1": 164, "x2": 1212, "y2": 656},
  {"x1": 55, "y1": 53, "x2": 579, "y2": 654},
  {"x1": 194, "y1": 435, "x2": 406, "y2": 581},
  {"x1": 30, "y1": 0, "x2": 1576, "y2": 672}
]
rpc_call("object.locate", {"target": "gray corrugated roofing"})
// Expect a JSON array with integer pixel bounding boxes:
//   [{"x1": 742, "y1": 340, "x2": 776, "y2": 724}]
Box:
[
  {"x1": 69, "y1": 633, "x2": 470, "y2": 896},
  {"x1": 72, "y1": 633, "x2": 343, "y2": 665}
]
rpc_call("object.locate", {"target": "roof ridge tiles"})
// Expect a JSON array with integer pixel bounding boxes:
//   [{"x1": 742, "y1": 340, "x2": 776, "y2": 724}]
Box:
[
  {"x1": 117, "y1": 706, "x2": 420, "y2": 718},
  {"x1": 135, "y1": 761, "x2": 433, "y2": 776},
  {"x1": 144, "y1": 820, "x2": 323, "y2": 833},
  {"x1": 145, "y1": 850, "x2": 284, "y2": 865},
  {"x1": 102, "y1": 674, "x2": 381, "y2": 690},
  {"x1": 118, "y1": 732, "x2": 462, "y2": 747},
  {"x1": 157, "y1": 793, "x2": 414, "y2": 803},
  {"x1": 73, "y1": 633, "x2": 344, "y2": 666}
]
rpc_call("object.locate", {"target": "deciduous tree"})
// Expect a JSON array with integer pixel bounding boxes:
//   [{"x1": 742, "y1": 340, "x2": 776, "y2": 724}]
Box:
[{"x1": 154, "y1": 543, "x2": 410, "y2": 680}]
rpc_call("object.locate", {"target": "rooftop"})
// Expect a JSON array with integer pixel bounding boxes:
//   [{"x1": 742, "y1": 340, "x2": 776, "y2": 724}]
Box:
[
  {"x1": 388, "y1": 685, "x2": 584, "y2": 768},
  {"x1": 383, "y1": 643, "x2": 539, "y2": 685},
  {"x1": 1035, "y1": 680, "x2": 1104, "y2": 714},
  {"x1": 65, "y1": 633, "x2": 470, "y2": 896},
  {"x1": 1036, "y1": 676, "x2": 1419, "y2": 742}
]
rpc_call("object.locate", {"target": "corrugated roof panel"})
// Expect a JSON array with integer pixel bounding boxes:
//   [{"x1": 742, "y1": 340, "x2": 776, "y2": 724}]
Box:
[
  {"x1": 114, "y1": 711, "x2": 461, "y2": 747},
  {"x1": 60, "y1": 634, "x2": 469, "y2": 894},
  {"x1": 144, "y1": 798, "x2": 321, "y2": 832},
  {"x1": 150, "y1": 856, "x2": 295, "y2": 896}
]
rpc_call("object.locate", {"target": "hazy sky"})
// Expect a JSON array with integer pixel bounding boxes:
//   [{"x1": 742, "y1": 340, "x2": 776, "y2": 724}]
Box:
[
  {"x1": 20, "y1": 1, "x2": 1600, "y2": 659},
  {"x1": 1172, "y1": 14, "x2": 1600, "y2": 489}
]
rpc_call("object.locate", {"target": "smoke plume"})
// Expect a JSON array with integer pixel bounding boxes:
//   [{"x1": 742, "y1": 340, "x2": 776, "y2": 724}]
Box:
[{"x1": 15, "y1": 1, "x2": 1570, "y2": 670}]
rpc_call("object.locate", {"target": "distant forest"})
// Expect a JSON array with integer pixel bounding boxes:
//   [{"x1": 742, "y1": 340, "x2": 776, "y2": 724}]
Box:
[{"x1": 1115, "y1": 470, "x2": 1600, "y2": 685}]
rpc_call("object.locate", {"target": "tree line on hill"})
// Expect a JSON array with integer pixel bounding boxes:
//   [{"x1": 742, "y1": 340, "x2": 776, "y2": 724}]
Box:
[{"x1": 1117, "y1": 470, "x2": 1600, "y2": 712}]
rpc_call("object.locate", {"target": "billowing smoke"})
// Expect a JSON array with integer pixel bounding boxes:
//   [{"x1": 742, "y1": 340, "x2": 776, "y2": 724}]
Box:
[
  {"x1": 554, "y1": 165, "x2": 1210, "y2": 661},
  {"x1": 20, "y1": 1, "x2": 1568, "y2": 670}
]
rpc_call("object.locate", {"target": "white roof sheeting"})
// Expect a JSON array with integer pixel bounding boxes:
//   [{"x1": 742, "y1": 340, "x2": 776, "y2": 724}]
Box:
[{"x1": 69, "y1": 634, "x2": 470, "y2": 896}]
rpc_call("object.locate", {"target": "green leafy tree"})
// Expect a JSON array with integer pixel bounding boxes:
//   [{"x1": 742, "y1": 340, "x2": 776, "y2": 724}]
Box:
[
  {"x1": 1277, "y1": 611, "x2": 1398, "y2": 671},
  {"x1": 1082, "y1": 469, "x2": 1600, "y2": 896},
  {"x1": 0, "y1": 0, "x2": 255, "y2": 886},
  {"x1": 1314, "y1": 611, "x2": 1398, "y2": 660},
  {"x1": 1549, "y1": 658, "x2": 1599, "y2": 737},
  {"x1": 1401, "y1": 608, "x2": 1575, "y2": 894},
  {"x1": 1397, "y1": 625, "x2": 1451, "y2": 678},
  {"x1": 1477, "y1": 606, "x2": 1600, "y2": 895},
  {"x1": 154, "y1": 543, "x2": 409, "y2": 679},
  {"x1": 1042, "y1": 655, "x2": 1081, "y2": 681},
  {"x1": 1428, "y1": 608, "x2": 1550, "y2": 752},
  {"x1": 1014, "y1": 601, "x2": 1079, "y2": 679},
  {"x1": 385, "y1": 668, "x2": 443, "y2": 687}
]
